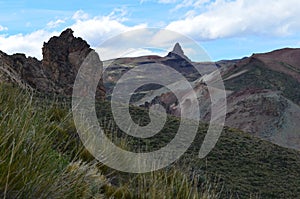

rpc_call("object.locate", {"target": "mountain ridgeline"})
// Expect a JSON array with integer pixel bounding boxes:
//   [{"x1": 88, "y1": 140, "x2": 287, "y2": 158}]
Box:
[
  {"x1": 0, "y1": 28, "x2": 106, "y2": 99},
  {"x1": 0, "y1": 28, "x2": 300, "y2": 198}
]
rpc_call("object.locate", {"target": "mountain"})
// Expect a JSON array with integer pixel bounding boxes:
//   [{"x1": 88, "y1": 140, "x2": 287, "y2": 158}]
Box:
[
  {"x1": 253, "y1": 48, "x2": 300, "y2": 82},
  {"x1": 1, "y1": 29, "x2": 299, "y2": 150},
  {"x1": 104, "y1": 43, "x2": 300, "y2": 151},
  {"x1": 0, "y1": 28, "x2": 106, "y2": 99},
  {"x1": 223, "y1": 49, "x2": 300, "y2": 105},
  {"x1": 103, "y1": 43, "x2": 215, "y2": 101},
  {"x1": 135, "y1": 48, "x2": 300, "y2": 151},
  {"x1": 1, "y1": 29, "x2": 300, "y2": 198},
  {"x1": 166, "y1": 42, "x2": 191, "y2": 62}
]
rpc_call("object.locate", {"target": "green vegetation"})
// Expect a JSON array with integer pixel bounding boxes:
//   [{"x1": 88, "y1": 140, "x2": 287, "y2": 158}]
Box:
[
  {"x1": 0, "y1": 84, "x2": 107, "y2": 198},
  {"x1": 223, "y1": 59, "x2": 300, "y2": 105},
  {"x1": 96, "y1": 100, "x2": 300, "y2": 198},
  {"x1": 1, "y1": 83, "x2": 300, "y2": 198},
  {"x1": 0, "y1": 84, "x2": 219, "y2": 198}
]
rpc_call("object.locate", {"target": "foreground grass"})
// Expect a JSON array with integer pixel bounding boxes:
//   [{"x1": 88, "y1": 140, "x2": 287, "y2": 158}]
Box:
[
  {"x1": 0, "y1": 84, "x2": 109, "y2": 198},
  {"x1": 0, "y1": 84, "x2": 219, "y2": 198},
  {"x1": 2, "y1": 83, "x2": 300, "y2": 198}
]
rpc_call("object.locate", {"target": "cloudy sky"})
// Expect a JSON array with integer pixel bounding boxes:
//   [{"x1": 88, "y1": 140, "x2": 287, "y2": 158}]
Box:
[{"x1": 0, "y1": 0, "x2": 300, "y2": 61}]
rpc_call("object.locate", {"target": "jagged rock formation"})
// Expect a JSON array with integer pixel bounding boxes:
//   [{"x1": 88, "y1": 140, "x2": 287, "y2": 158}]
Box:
[
  {"x1": 172, "y1": 43, "x2": 184, "y2": 55},
  {"x1": 163, "y1": 42, "x2": 194, "y2": 71},
  {"x1": 0, "y1": 51, "x2": 44, "y2": 89},
  {"x1": 166, "y1": 42, "x2": 191, "y2": 62},
  {"x1": 0, "y1": 28, "x2": 106, "y2": 99},
  {"x1": 42, "y1": 28, "x2": 105, "y2": 97}
]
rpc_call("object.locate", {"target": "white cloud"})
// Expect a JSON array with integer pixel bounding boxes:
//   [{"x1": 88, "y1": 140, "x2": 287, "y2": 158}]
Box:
[
  {"x1": 121, "y1": 48, "x2": 167, "y2": 58},
  {"x1": 98, "y1": 46, "x2": 167, "y2": 61},
  {"x1": 0, "y1": 25, "x2": 8, "y2": 31},
  {"x1": 174, "y1": 0, "x2": 210, "y2": 10},
  {"x1": 70, "y1": 10, "x2": 147, "y2": 47},
  {"x1": 70, "y1": 17, "x2": 147, "y2": 48},
  {"x1": 0, "y1": 10, "x2": 147, "y2": 60},
  {"x1": 0, "y1": 30, "x2": 59, "y2": 59},
  {"x1": 167, "y1": 0, "x2": 300, "y2": 40},
  {"x1": 96, "y1": 29, "x2": 162, "y2": 60},
  {"x1": 96, "y1": 28, "x2": 210, "y2": 61},
  {"x1": 47, "y1": 19, "x2": 65, "y2": 29},
  {"x1": 174, "y1": 0, "x2": 196, "y2": 10},
  {"x1": 72, "y1": 10, "x2": 89, "y2": 21},
  {"x1": 108, "y1": 8, "x2": 128, "y2": 22}
]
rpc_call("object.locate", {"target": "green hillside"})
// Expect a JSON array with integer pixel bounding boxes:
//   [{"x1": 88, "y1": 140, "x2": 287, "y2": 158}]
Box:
[
  {"x1": 224, "y1": 58, "x2": 300, "y2": 105},
  {"x1": 1, "y1": 83, "x2": 300, "y2": 198}
]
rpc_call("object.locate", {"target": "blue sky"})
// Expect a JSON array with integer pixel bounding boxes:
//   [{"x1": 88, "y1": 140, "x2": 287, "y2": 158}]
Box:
[{"x1": 0, "y1": 0, "x2": 300, "y2": 61}]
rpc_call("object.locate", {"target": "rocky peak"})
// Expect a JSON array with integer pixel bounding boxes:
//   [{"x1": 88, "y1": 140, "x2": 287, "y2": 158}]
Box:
[
  {"x1": 41, "y1": 28, "x2": 105, "y2": 98},
  {"x1": 59, "y1": 28, "x2": 75, "y2": 40},
  {"x1": 0, "y1": 29, "x2": 105, "y2": 99},
  {"x1": 172, "y1": 43, "x2": 184, "y2": 56},
  {"x1": 166, "y1": 42, "x2": 191, "y2": 62}
]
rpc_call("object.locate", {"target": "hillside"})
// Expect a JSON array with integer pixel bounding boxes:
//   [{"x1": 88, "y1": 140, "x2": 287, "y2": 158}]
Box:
[
  {"x1": 134, "y1": 47, "x2": 300, "y2": 151},
  {"x1": 3, "y1": 82, "x2": 300, "y2": 198},
  {"x1": 94, "y1": 96, "x2": 300, "y2": 198},
  {"x1": 0, "y1": 28, "x2": 300, "y2": 198}
]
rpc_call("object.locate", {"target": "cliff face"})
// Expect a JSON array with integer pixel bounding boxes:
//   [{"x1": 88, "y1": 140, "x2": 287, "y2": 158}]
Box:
[
  {"x1": 42, "y1": 28, "x2": 105, "y2": 98},
  {"x1": 0, "y1": 51, "x2": 44, "y2": 90},
  {"x1": 0, "y1": 28, "x2": 106, "y2": 99}
]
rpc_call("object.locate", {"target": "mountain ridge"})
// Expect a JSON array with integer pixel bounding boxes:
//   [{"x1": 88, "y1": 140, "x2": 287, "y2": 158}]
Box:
[
  {"x1": 1, "y1": 28, "x2": 300, "y2": 198},
  {"x1": 0, "y1": 28, "x2": 106, "y2": 99},
  {"x1": 0, "y1": 28, "x2": 299, "y2": 151}
]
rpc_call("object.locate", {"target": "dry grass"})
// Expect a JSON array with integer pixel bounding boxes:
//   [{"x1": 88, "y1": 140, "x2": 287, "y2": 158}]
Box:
[{"x1": 0, "y1": 83, "x2": 220, "y2": 198}]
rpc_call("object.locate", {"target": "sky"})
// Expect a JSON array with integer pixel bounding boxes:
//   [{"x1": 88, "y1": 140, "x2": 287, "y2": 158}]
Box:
[{"x1": 0, "y1": 0, "x2": 300, "y2": 61}]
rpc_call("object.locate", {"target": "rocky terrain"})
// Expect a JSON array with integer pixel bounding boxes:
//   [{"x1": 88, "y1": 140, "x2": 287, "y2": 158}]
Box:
[
  {"x1": 0, "y1": 28, "x2": 105, "y2": 99},
  {"x1": 0, "y1": 28, "x2": 299, "y2": 151},
  {"x1": 132, "y1": 47, "x2": 300, "y2": 151},
  {"x1": 103, "y1": 43, "x2": 215, "y2": 100},
  {"x1": 1, "y1": 29, "x2": 300, "y2": 198}
]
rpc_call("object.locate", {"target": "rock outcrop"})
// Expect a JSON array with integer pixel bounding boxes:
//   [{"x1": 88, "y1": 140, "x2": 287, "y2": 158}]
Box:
[
  {"x1": 42, "y1": 28, "x2": 105, "y2": 98},
  {"x1": 163, "y1": 43, "x2": 193, "y2": 68},
  {"x1": 0, "y1": 51, "x2": 44, "y2": 89},
  {"x1": 166, "y1": 42, "x2": 191, "y2": 61},
  {"x1": 0, "y1": 28, "x2": 106, "y2": 99}
]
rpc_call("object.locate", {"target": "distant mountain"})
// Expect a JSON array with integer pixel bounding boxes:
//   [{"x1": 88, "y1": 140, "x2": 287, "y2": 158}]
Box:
[
  {"x1": 136, "y1": 48, "x2": 300, "y2": 150},
  {"x1": 102, "y1": 43, "x2": 300, "y2": 150},
  {"x1": 165, "y1": 42, "x2": 192, "y2": 62},
  {"x1": 103, "y1": 42, "x2": 215, "y2": 101}
]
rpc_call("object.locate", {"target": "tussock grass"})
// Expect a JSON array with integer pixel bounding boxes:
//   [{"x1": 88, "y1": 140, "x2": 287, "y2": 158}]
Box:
[
  {"x1": 0, "y1": 84, "x2": 220, "y2": 198},
  {"x1": 0, "y1": 84, "x2": 108, "y2": 198},
  {"x1": 126, "y1": 169, "x2": 222, "y2": 199}
]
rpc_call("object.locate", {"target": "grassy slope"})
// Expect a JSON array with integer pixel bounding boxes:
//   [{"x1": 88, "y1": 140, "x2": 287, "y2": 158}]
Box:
[
  {"x1": 0, "y1": 84, "x2": 219, "y2": 199},
  {"x1": 223, "y1": 58, "x2": 300, "y2": 105},
  {"x1": 95, "y1": 100, "x2": 300, "y2": 198},
  {"x1": 1, "y1": 83, "x2": 300, "y2": 198},
  {"x1": 0, "y1": 84, "x2": 113, "y2": 198}
]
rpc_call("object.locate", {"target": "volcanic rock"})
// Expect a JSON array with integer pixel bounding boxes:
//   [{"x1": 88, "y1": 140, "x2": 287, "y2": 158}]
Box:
[
  {"x1": 0, "y1": 28, "x2": 106, "y2": 99},
  {"x1": 166, "y1": 42, "x2": 191, "y2": 62},
  {"x1": 42, "y1": 28, "x2": 105, "y2": 98}
]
